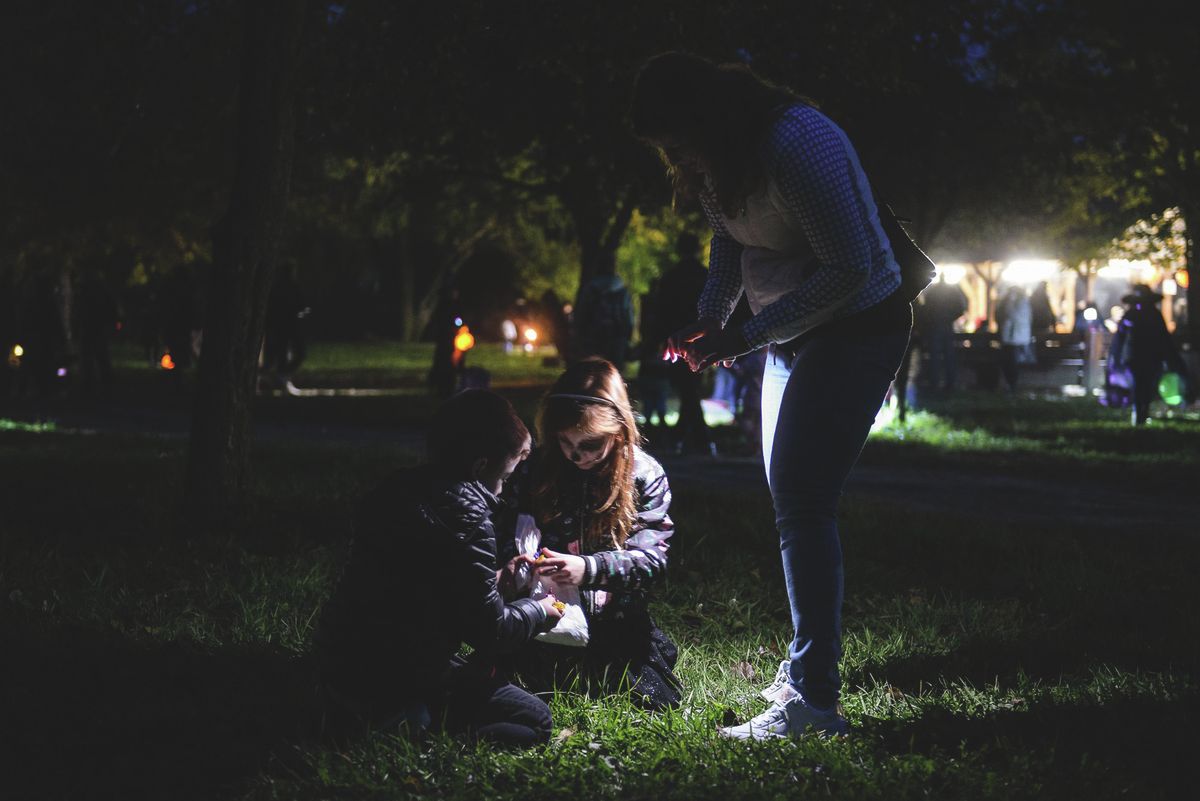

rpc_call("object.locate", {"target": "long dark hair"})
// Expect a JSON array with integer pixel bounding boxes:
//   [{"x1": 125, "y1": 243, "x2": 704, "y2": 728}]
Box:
[
  {"x1": 532, "y1": 358, "x2": 641, "y2": 551},
  {"x1": 630, "y1": 52, "x2": 806, "y2": 218}
]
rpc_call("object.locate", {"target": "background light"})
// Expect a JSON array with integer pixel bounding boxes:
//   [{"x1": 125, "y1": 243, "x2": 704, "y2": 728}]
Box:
[
  {"x1": 1001, "y1": 259, "x2": 1060, "y2": 284},
  {"x1": 1098, "y1": 259, "x2": 1155, "y2": 281},
  {"x1": 936, "y1": 263, "x2": 968, "y2": 284},
  {"x1": 1083, "y1": 307, "x2": 1098, "y2": 322},
  {"x1": 524, "y1": 327, "x2": 538, "y2": 342}
]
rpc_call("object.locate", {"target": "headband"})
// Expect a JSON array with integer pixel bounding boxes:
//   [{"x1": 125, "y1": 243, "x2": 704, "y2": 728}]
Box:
[{"x1": 547, "y1": 393, "x2": 620, "y2": 410}]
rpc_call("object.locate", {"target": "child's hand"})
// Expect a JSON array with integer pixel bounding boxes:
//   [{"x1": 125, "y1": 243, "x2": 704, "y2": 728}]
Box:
[
  {"x1": 536, "y1": 547, "x2": 586, "y2": 586},
  {"x1": 497, "y1": 554, "x2": 538, "y2": 599},
  {"x1": 538, "y1": 594, "x2": 565, "y2": 621}
]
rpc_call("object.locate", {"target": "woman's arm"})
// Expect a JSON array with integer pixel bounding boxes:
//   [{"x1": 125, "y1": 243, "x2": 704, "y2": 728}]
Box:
[
  {"x1": 580, "y1": 455, "x2": 674, "y2": 591},
  {"x1": 696, "y1": 193, "x2": 745, "y2": 326},
  {"x1": 738, "y1": 107, "x2": 888, "y2": 348}
]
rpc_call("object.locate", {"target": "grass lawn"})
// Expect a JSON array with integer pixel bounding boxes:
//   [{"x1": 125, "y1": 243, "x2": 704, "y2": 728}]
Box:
[{"x1": 3, "y1": 358, "x2": 1199, "y2": 799}]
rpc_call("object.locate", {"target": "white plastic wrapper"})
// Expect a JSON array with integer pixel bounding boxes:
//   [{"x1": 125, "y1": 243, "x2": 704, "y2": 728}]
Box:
[{"x1": 514, "y1": 513, "x2": 589, "y2": 647}]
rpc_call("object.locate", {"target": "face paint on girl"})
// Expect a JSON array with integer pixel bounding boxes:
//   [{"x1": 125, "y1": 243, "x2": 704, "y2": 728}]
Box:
[{"x1": 557, "y1": 429, "x2": 615, "y2": 471}]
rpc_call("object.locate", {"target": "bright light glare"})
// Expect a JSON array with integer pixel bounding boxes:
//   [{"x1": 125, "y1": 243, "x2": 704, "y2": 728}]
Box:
[
  {"x1": 12, "y1": 344, "x2": 23, "y2": 357},
  {"x1": 870, "y1": 400, "x2": 896, "y2": 432},
  {"x1": 1002, "y1": 259, "x2": 1060, "y2": 284},
  {"x1": 524, "y1": 327, "x2": 538, "y2": 342},
  {"x1": 454, "y1": 326, "x2": 475, "y2": 352},
  {"x1": 160, "y1": 353, "x2": 176, "y2": 370},
  {"x1": 1098, "y1": 259, "x2": 1154, "y2": 281},
  {"x1": 936, "y1": 263, "x2": 968, "y2": 284},
  {"x1": 1083, "y1": 307, "x2": 1099, "y2": 322}
]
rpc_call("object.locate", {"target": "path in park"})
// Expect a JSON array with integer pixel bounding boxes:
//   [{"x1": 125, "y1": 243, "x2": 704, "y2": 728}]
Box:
[
  {"x1": 6, "y1": 399, "x2": 1194, "y2": 531},
  {"x1": 657, "y1": 455, "x2": 1196, "y2": 532}
]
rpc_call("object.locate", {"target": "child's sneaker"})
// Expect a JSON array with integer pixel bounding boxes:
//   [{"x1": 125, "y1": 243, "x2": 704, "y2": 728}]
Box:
[
  {"x1": 719, "y1": 696, "x2": 848, "y2": 740},
  {"x1": 759, "y1": 659, "x2": 798, "y2": 704}
]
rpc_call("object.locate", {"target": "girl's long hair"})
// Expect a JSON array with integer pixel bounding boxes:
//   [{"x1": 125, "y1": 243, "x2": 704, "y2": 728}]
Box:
[
  {"x1": 532, "y1": 358, "x2": 641, "y2": 551},
  {"x1": 630, "y1": 51, "x2": 806, "y2": 218}
]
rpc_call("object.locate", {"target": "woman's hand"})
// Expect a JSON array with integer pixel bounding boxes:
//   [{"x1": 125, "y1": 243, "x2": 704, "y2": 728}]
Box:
[
  {"x1": 536, "y1": 547, "x2": 586, "y2": 586},
  {"x1": 683, "y1": 326, "x2": 753, "y2": 371},
  {"x1": 665, "y1": 317, "x2": 722, "y2": 364}
]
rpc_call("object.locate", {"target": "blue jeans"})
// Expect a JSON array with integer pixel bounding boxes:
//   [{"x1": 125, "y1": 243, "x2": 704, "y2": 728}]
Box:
[{"x1": 761, "y1": 319, "x2": 911, "y2": 709}]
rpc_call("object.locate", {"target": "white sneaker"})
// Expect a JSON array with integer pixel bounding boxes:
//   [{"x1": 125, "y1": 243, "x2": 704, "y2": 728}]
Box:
[
  {"x1": 760, "y1": 660, "x2": 798, "y2": 704},
  {"x1": 719, "y1": 696, "x2": 848, "y2": 741},
  {"x1": 719, "y1": 701, "x2": 790, "y2": 740}
]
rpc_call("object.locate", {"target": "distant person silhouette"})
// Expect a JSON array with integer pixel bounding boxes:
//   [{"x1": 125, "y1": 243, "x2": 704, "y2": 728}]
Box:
[
  {"x1": 1029, "y1": 280, "x2": 1056, "y2": 337},
  {"x1": 538, "y1": 289, "x2": 571, "y2": 361},
  {"x1": 636, "y1": 276, "x2": 670, "y2": 433},
  {"x1": 261, "y1": 262, "x2": 308, "y2": 394},
  {"x1": 657, "y1": 232, "x2": 714, "y2": 455},
  {"x1": 919, "y1": 277, "x2": 968, "y2": 393},
  {"x1": 161, "y1": 264, "x2": 200, "y2": 376},
  {"x1": 1109, "y1": 285, "x2": 1189, "y2": 425},
  {"x1": 571, "y1": 265, "x2": 633, "y2": 371},
  {"x1": 996, "y1": 285, "x2": 1032, "y2": 392},
  {"x1": 428, "y1": 286, "x2": 464, "y2": 399}
]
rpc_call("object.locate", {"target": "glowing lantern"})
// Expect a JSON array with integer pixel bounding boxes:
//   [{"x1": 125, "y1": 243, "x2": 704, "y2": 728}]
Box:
[
  {"x1": 454, "y1": 325, "x2": 475, "y2": 353},
  {"x1": 1158, "y1": 372, "x2": 1185, "y2": 406},
  {"x1": 160, "y1": 353, "x2": 176, "y2": 370},
  {"x1": 1177, "y1": 270, "x2": 1190, "y2": 290},
  {"x1": 12, "y1": 344, "x2": 23, "y2": 357},
  {"x1": 524, "y1": 327, "x2": 538, "y2": 343}
]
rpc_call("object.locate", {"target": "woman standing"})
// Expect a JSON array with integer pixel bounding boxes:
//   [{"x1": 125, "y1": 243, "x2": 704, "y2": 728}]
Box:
[{"x1": 631, "y1": 52, "x2": 912, "y2": 738}]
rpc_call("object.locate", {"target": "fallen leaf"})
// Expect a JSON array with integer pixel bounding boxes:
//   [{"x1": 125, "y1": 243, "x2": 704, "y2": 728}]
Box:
[{"x1": 732, "y1": 661, "x2": 756, "y2": 681}]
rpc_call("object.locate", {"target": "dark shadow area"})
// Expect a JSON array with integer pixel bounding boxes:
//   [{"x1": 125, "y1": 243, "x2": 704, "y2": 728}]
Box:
[
  {"x1": 863, "y1": 693, "x2": 1199, "y2": 797},
  {"x1": 0, "y1": 622, "x2": 322, "y2": 801},
  {"x1": 852, "y1": 633, "x2": 1184, "y2": 694}
]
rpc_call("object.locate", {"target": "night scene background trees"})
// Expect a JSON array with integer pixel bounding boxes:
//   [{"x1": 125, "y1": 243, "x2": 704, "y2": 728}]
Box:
[
  {"x1": 3, "y1": 3, "x2": 1199, "y2": 799},
  {"x1": 3, "y1": 0, "x2": 1197, "y2": 510}
]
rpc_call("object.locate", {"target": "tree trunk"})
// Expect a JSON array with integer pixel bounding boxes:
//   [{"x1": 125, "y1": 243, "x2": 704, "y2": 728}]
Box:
[
  {"x1": 185, "y1": 1, "x2": 306, "y2": 520},
  {"x1": 397, "y1": 229, "x2": 416, "y2": 342},
  {"x1": 569, "y1": 192, "x2": 635, "y2": 291}
]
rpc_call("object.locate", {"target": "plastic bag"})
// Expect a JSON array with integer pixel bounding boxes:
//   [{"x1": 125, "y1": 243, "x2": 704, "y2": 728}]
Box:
[{"x1": 514, "y1": 514, "x2": 589, "y2": 647}]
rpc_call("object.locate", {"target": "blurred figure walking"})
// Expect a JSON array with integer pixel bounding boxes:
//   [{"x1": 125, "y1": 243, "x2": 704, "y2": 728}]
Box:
[{"x1": 919, "y1": 277, "x2": 967, "y2": 393}]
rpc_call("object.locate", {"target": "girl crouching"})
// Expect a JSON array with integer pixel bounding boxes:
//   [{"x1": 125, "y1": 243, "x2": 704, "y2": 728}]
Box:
[{"x1": 500, "y1": 358, "x2": 682, "y2": 711}]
